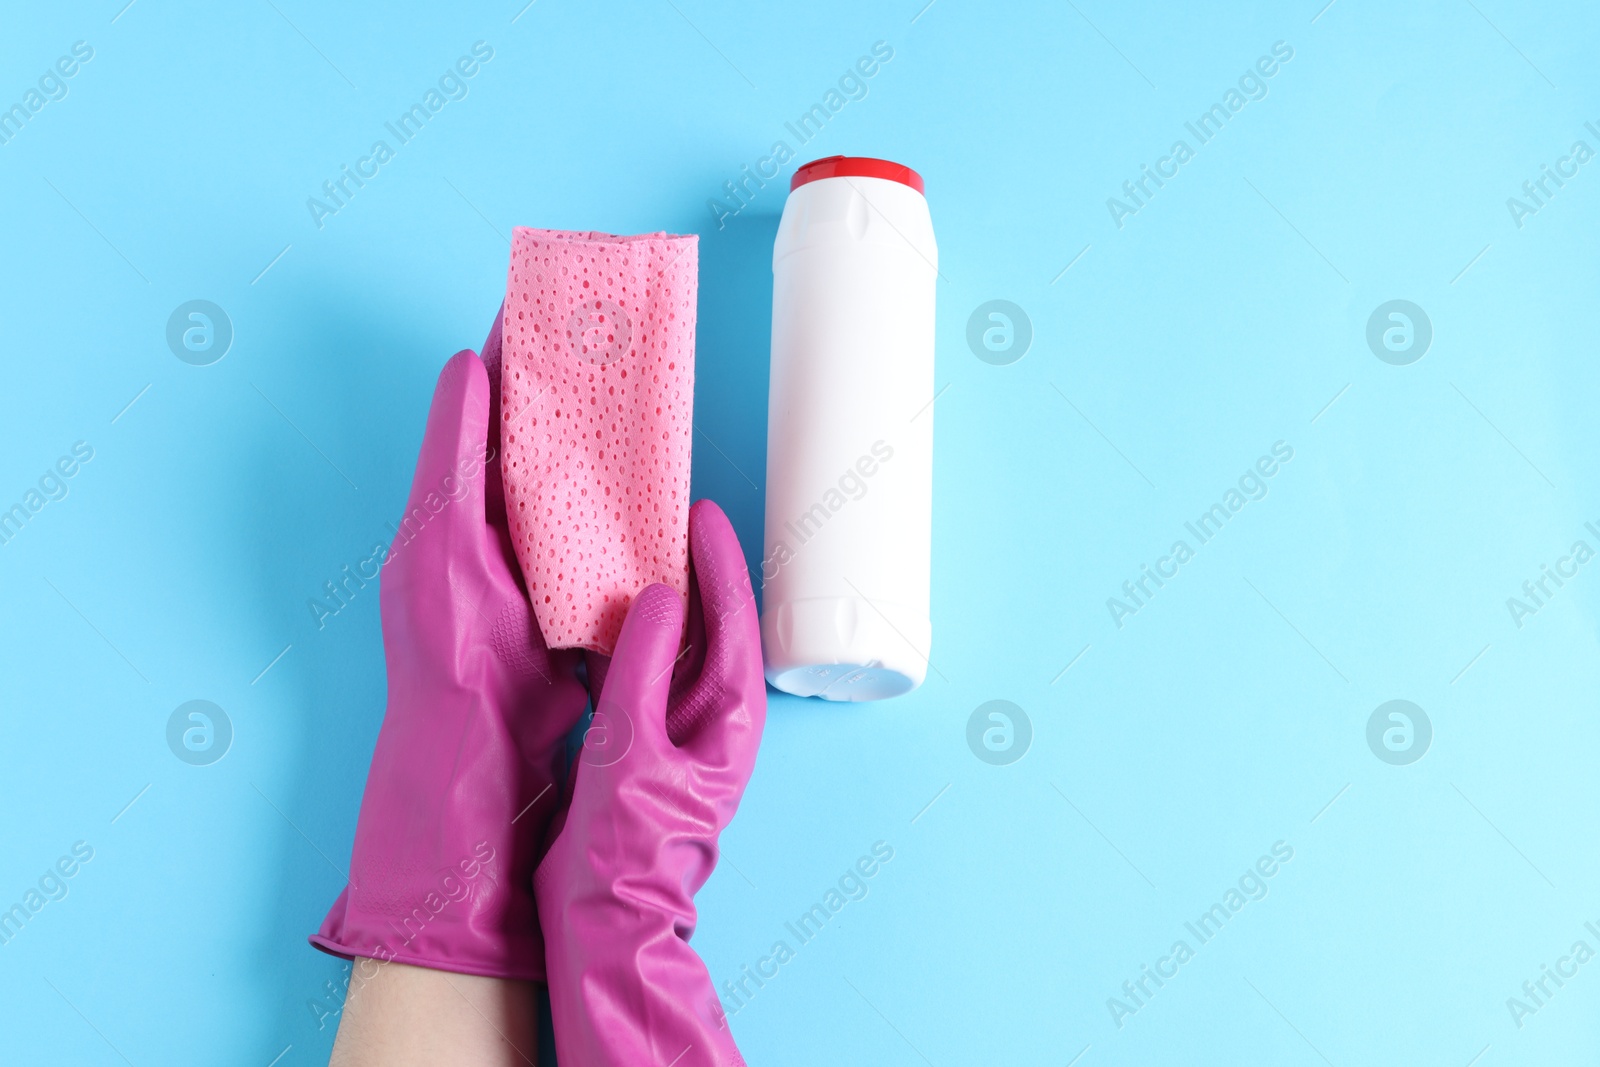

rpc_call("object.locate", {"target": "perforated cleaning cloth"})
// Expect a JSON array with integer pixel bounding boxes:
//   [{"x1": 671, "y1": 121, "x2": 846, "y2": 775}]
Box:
[{"x1": 499, "y1": 228, "x2": 697, "y2": 654}]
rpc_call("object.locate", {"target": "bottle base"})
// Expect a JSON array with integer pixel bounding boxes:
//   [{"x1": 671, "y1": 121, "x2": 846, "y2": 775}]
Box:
[
  {"x1": 765, "y1": 661, "x2": 919, "y2": 702},
  {"x1": 760, "y1": 596, "x2": 930, "y2": 702}
]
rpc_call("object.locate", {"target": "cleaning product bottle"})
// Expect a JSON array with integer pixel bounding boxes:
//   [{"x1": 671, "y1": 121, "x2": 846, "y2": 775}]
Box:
[{"x1": 760, "y1": 156, "x2": 937, "y2": 701}]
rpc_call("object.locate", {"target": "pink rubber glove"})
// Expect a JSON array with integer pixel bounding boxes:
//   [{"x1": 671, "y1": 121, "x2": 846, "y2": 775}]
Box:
[
  {"x1": 535, "y1": 500, "x2": 766, "y2": 1066},
  {"x1": 310, "y1": 343, "x2": 589, "y2": 980}
]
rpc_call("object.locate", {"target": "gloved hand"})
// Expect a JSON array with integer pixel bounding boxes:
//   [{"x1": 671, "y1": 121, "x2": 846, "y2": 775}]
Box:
[
  {"x1": 535, "y1": 499, "x2": 767, "y2": 1067},
  {"x1": 310, "y1": 335, "x2": 589, "y2": 981}
]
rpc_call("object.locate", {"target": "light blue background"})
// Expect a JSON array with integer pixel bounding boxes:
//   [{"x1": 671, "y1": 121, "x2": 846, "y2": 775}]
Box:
[{"x1": 2, "y1": 0, "x2": 1597, "y2": 1063}]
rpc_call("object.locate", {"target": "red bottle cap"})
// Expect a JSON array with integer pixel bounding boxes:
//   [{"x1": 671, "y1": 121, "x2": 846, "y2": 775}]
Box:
[{"x1": 790, "y1": 155, "x2": 924, "y2": 195}]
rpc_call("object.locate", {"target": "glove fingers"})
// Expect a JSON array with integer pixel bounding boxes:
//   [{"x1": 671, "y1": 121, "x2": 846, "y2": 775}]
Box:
[
  {"x1": 479, "y1": 304, "x2": 509, "y2": 524},
  {"x1": 687, "y1": 499, "x2": 758, "y2": 644},
  {"x1": 586, "y1": 583, "x2": 684, "y2": 766},
  {"x1": 666, "y1": 500, "x2": 764, "y2": 754},
  {"x1": 404, "y1": 350, "x2": 491, "y2": 526},
  {"x1": 668, "y1": 552, "x2": 709, "y2": 729}
]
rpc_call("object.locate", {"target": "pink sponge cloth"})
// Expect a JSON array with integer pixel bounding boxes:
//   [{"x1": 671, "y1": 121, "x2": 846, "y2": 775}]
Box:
[{"x1": 499, "y1": 228, "x2": 697, "y2": 654}]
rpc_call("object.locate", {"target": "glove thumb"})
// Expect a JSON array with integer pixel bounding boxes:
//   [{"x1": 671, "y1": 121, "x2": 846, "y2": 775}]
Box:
[{"x1": 580, "y1": 583, "x2": 684, "y2": 770}]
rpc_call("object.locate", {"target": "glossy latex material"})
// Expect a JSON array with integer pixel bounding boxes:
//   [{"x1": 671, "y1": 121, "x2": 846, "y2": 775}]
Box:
[
  {"x1": 536, "y1": 500, "x2": 766, "y2": 1066},
  {"x1": 310, "y1": 342, "x2": 589, "y2": 981}
]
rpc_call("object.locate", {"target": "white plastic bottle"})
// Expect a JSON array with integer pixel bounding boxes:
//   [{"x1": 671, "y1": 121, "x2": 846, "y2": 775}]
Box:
[{"x1": 760, "y1": 156, "x2": 937, "y2": 701}]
